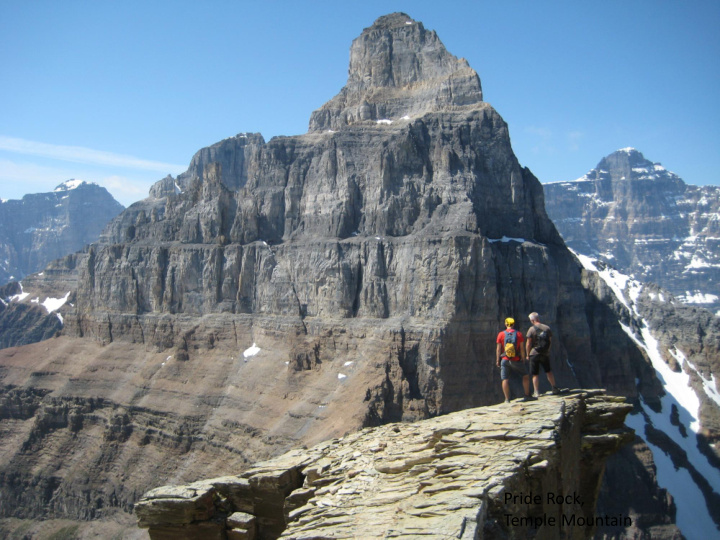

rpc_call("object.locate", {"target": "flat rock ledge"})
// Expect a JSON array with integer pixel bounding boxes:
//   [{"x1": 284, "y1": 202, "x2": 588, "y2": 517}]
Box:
[{"x1": 135, "y1": 390, "x2": 633, "y2": 539}]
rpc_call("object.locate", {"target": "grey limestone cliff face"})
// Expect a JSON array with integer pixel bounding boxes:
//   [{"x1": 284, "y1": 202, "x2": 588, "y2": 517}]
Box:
[
  {"x1": 0, "y1": 180, "x2": 124, "y2": 285},
  {"x1": 0, "y1": 13, "x2": 676, "y2": 538},
  {"x1": 62, "y1": 13, "x2": 634, "y2": 421},
  {"x1": 309, "y1": 13, "x2": 484, "y2": 133},
  {"x1": 544, "y1": 148, "x2": 720, "y2": 313}
]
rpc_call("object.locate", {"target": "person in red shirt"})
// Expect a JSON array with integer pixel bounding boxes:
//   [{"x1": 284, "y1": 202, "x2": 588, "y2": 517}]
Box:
[{"x1": 496, "y1": 317, "x2": 535, "y2": 403}]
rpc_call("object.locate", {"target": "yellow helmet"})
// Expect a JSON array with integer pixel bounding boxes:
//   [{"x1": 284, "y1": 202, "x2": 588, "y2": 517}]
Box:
[{"x1": 505, "y1": 317, "x2": 515, "y2": 326}]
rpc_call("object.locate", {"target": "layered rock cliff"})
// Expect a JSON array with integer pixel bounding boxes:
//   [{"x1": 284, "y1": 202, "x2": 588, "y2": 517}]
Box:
[
  {"x1": 544, "y1": 148, "x2": 720, "y2": 313},
  {"x1": 64, "y1": 13, "x2": 617, "y2": 414},
  {"x1": 0, "y1": 13, "x2": 686, "y2": 539},
  {"x1": 0, "y1": 180, "x2": 124, "y2": 285}
]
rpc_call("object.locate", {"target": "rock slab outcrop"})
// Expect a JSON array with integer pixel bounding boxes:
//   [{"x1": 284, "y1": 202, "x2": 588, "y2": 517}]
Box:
[{"x1": 135, "y1": 391, "x2": 633, "y2": 539}]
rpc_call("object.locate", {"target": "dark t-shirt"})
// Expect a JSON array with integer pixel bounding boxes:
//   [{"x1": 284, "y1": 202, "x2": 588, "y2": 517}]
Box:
[{"x1": 526, "y1": 323, "x2": 552, "y2": 354}]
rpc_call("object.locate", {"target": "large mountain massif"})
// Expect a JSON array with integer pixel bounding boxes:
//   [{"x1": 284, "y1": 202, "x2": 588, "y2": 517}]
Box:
[
  {"x1": 544, "y1": 148, "x2": 720, "y2": 314},
  {"x1": 0, "y1": 13, "x2": 717, "y2": 538},
  {"x1": 0, "y1": 180, "x2": 124, "y2": 285}
]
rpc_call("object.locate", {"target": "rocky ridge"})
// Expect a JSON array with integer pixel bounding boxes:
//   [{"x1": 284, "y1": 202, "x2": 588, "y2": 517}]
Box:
[
  {"x1": 544, "y1": 148, "x2": 720, "y2": 313},
  {"x1": 0, "y1": 13, "x2": 693, "y2": 538},
  {"x1": 135, "y1": 391, "x2": 637, "y2": 539},
  {"x1": 0, "y1": 180, "x2": 124, "y2": 285},
  {"x1": 0, "y1": 251, "x2": 81, "y2": 349}
]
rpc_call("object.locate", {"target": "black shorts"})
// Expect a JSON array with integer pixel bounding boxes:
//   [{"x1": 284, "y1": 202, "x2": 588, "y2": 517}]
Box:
[{"x1": 529, "y1": 352, "x2": 551, "y2": 376}]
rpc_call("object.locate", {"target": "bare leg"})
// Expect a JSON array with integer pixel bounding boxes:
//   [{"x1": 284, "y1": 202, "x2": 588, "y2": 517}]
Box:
[
  {"x1": 532, "y1": 375, "x2": 541, "y2": 395},
  {"x1": 501, "y1": 379, "x2": 511, "y2": 401},
  {"x1": 522, "y1": 375, "x2": 531, "y2": 396},
  {"x1": 546, "y1": 371, "x2": 557, "y2": 388}
]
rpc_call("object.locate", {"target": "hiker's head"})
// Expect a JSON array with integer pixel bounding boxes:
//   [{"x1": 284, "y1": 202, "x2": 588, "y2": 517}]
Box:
[
  {"x1": 505, "y1": 317, "x2": 515, "y2": 328},
  {"x1": 528, "y1": 312, "x2": 540, "y2": 323}
]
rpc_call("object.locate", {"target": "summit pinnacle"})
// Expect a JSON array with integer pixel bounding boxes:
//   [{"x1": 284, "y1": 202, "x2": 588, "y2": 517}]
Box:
[
  {"x1": 0, "y1": 15, "x2": 684, "y2": 540},
  {"x1": 309, "y1": 13, "x2": 483, "y2": 131}
]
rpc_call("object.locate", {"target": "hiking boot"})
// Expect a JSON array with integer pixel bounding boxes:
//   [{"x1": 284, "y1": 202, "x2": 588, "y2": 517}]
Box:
[
  {"x1": 504, "y1": 399, "x2": 511, "y2": 404},
  {"x1": 522, "y1": 394, "x2": 537, "y2": 402},
  {"x1": 533, "y1": 392, "x2": 540, "y2": 398},
  {"x1": 551, "y1": 387, "x2": 565, "y2": 395}
]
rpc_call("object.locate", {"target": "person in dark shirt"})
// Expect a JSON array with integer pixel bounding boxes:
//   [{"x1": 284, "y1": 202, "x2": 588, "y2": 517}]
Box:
[{"x1": 526, "y1": 312, "x2": 561, "y2": 397}]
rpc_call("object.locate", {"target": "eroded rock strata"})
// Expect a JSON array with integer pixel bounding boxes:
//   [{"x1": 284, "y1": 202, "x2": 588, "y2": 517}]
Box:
[
  {"x1": 0, "y1": 13, "x2": 683, "y2": 538},
  {"x1": 135, "y1": 391, "x2": 634, "y2": 539},
  {"x1": 59, "y1": 13, "x2": 635, "y2": 416}
]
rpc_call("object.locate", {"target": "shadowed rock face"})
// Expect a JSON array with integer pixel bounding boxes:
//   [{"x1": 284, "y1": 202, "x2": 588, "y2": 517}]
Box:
[
  {"x1": 597, "y1": 437, "x2": 683, "y2": 540},
  {"x1": 0, "y1": 13, "x2": 673, "y2": 538}
]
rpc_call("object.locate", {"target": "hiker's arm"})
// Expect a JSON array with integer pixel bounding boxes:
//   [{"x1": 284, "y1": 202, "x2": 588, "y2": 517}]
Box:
[
  {"x1": 525, "y1": 336, "x2": 532, "y2": 358},
  {"x1": 496, "y1": 343, "x2": 502, "y2": 365}
]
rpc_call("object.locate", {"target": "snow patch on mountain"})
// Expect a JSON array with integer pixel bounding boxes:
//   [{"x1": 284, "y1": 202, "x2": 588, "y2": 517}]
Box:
[
  {"x1": 575, "y1": 252, "x2": 720, "y2": 536},
  {"x1": 243, "y1": 343, "x2": 260, "y2": 359},
  {"x1": 54, "y1": 179, "x2": 91, "y2": 192},
  {"x1": 671, "y1": 348, "x2": 720, "y2": 409},
  {"x1": 41, "y1": 291, "x2": 71, "y2": 314},
  {"x1": 679, "y1": 291, "x2": 720, "y2": 304},
  {"x1": 8, "y1": 282, "x2": 29, "y2": 302}
]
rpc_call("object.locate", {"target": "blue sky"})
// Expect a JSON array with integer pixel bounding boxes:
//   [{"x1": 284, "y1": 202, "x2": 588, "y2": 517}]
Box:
[{"x1": 1, "y1": 0, "x2": 718, "y2": 207}]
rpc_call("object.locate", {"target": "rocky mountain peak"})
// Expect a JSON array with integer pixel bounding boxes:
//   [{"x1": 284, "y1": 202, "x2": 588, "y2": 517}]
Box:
[
  {"x1": 586, "y1": 148, "x2": 683, "y2": 187},
  {"x1": 309, "y1": 13, "x2": 483, "y2": 131},
  {"x1": 348, "y1": 13, "x2": 465, "y2": 90},
  {"x1": 0, "y1": 181, "x2": 124, "y2": 285},
  {"x1": 599, "y1": 147, "x2": 645, "y2": 171},
  {"x1": 367, "y1": 12, "x2": 414, "y2": 30},
  {"x1": 544, "y1": 148, "x2": 720, "y2": 311}
]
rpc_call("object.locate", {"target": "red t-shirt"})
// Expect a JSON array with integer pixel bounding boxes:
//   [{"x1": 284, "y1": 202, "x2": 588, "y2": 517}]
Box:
[{"x1": 496, "y1": 329, "x2": 524, "y2": 361}]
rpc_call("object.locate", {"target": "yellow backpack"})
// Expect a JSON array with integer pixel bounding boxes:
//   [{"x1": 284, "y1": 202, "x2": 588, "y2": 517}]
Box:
[{"x1": 504, "y1": 330, "x2": 517, "y2": 359}]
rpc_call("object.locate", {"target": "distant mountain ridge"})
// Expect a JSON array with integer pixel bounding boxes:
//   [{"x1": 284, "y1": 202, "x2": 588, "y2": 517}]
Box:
[
  {"x1": 0, "y1": 180, "x2": 124, "y2": 284},
  {"x1": 544, "y1": 148, "x2": 720, "y2": 314}
]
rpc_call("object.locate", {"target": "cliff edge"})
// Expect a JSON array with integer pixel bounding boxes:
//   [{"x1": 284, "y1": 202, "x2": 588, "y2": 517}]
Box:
[{"x1": 135, "y1": 391, "x2": 634, "y2": 539}]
